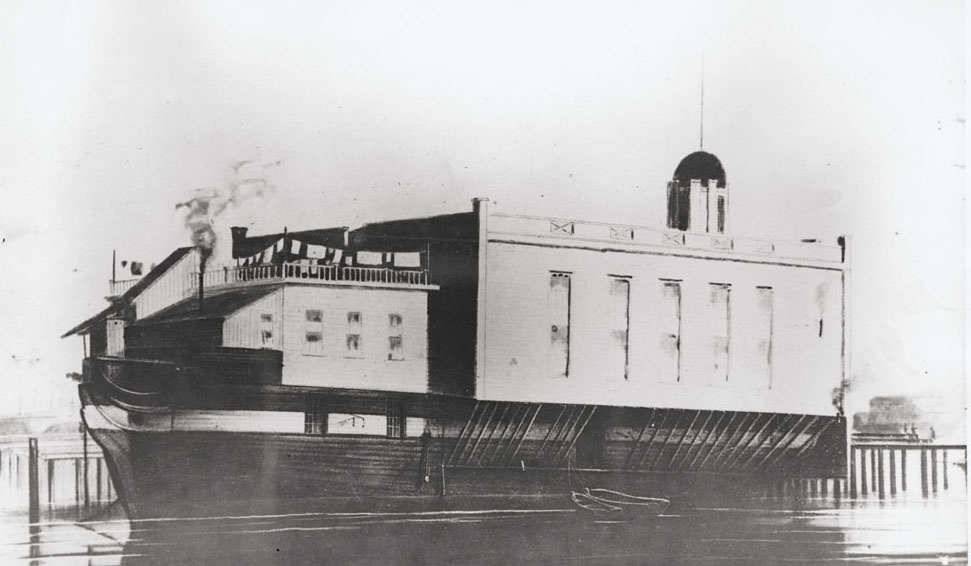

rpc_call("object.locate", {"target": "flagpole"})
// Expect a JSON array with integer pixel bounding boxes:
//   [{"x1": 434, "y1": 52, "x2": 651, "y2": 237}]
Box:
[{"x1": 111, "y1": 249, "x2": 116, "y2": 284}]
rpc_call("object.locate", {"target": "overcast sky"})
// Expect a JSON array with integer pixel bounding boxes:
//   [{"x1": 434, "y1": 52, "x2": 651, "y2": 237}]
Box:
[{"x1": 0, "y1": 0, "x2": 964, "y2": 421}]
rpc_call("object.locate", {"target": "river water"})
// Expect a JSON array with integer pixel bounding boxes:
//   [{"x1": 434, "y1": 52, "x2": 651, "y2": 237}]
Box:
[{"x1": 0, "y1": 478, "x2": 966, "y2": 566}]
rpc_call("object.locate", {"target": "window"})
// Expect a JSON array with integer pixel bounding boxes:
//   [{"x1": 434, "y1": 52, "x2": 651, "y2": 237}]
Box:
[
  {"x1": 304, "y1": 309, "x2": 324, "y2": 355},
  {"x1": 659, "y1": 281, "x2": 682, "y2": 382},
  {"x1": 345, "y1": 312, "x2": 362, "y2": 356},
  {"x1": 709, "y1": 283, "x2": 731, "y2": 383},
  {"x1": 549, "y1": 272, "x2": 571, "y2": 377},
  {"x1": 259, "y1": 313, "x2": 274, "y2": 347},
  {"x1": 716, "y1": 195, "x2": 726, "y2": 233},
  {"x1": 667, "y1": 183, "x2": 691, "y2": 231},
  {"x1": 609, "y1": 277, "x2": 631, "y2": 380},
  {"x1": 388, "y1": 314, "x2": 404, "y2": 360},
  {"x1": 756, "y1": 287, "x2": 774, "y2": 387},
  {"x1": 386, "y1": 397, "x2": 403, "y2": 439},
  {"x1": 304, "y1": 398, "x2": 326, "y2": 435}
]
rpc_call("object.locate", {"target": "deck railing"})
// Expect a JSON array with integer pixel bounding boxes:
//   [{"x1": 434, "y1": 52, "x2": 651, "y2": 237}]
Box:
[{"x1": 191, "y1": 262, "x2": 429, "y2": 289}]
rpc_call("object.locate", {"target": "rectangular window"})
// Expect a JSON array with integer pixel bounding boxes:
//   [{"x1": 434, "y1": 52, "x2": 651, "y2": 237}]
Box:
[
  {"x1": 304, "y1": 309, "x2": 324, "y2": 355},
  {"x1": 659, "y1": 281, "x2": 682, "y2": 382},
  {"x1": 388, "y1": 314, "x2": 404, "y2": 360},
  {"x1": 386, "y1": 397, "x2": 403, "y2": 439},
  {"x1": 756, "y1": 287, "x2": 774, "y2": 387},
  {"x1": 345, "y1": 312, "x2": 362, "y2": 356},
  {"x1": 259, "y1": 313, "x2": 274, "y2": 347},
  {"x1": 716, "y1": 195, "x2": 726, "y2": 233},
  {"x1": 609, "y1": 277, "x2": 631, "y2": 379},
  {"x1": 549, "y1": 272, "x2": 571, "y2": 377},
  {"x1": 304, "y1": 398, "x2": 326, "y2": 435},
  {"x1": 709, "y1": 283, "x2": 731, "y2": 383}
]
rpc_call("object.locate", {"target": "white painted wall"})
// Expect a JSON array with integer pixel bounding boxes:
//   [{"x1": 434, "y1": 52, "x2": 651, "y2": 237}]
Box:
[
  {"x1": 272, "y1": 285, "x2": 429, "y2": 392},
  {"x1": 480, "y1": 240, "x2": 844, "y2": 416},
  {"x1": 223, "y1": 289, "x2": 284, "y2": 349},
  {"x1": 134, "y1": 249, "x2": 199, "y2": 320}
]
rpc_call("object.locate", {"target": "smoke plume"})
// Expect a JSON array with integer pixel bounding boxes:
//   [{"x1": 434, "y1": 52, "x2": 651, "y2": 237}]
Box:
[{"x1": 176, "y1": 160, "x2": 278, "y2": 266}]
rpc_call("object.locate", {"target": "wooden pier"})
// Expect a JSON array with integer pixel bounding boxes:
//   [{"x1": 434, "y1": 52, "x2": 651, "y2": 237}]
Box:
[
  {"x1": 848, "y1": 443, "x2": 965, "y2": 499},
  {"x1": 762, "y1": 442, "x2": 965, "y2": 503},
  {"x1": 1, "y1": 433, "x2": 115, "y2": 513}
]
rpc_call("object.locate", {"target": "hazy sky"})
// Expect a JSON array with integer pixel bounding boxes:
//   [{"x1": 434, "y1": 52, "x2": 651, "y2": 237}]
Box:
[{"x1": 0, "y1": 0, "x2": 964, "y2": 419}]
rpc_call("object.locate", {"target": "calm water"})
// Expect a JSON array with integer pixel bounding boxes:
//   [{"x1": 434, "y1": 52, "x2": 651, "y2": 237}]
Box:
[{"x1": 0, "y1": 483, "x2": 966, "y2": 566}]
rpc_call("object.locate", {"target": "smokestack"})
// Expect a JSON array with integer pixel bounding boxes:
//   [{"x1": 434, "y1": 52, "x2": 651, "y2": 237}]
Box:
[{"x1": 199, "y1": 255, "x2": 206, "y2": 312}]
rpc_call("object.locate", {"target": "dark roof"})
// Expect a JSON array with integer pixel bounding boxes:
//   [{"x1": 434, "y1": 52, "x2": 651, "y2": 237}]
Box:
[
  {"x1": 61, "y1": 247, "x2": 193, "y2": 338},
  {"x1": 673, "y1": 151, "x2": 726, "y2": 188},
  {"x1": 61, "y1": 303, "x2": 121, "y2": 339},
  {"x1": 234, "y1": 211, "x2": 478, "y2": 255},
  {"x1": 349, "y1": 211, "x2": 477, "y2": 251},
  {"x1": 132, "y1": 284, "x2": 281, "y2": 326}
]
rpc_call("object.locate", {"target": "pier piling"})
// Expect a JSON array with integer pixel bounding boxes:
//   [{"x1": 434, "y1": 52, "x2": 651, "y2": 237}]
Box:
[
  {"x1": 889, "y1": 449, "x2": 896, "y2": 495},
  {"x1": 28, "y1": 438, "x2": 39, "y2": 525},
  {"x1": 870, "y1": 448, "x2": 877, "y2": 492},
  {"x1": 83, "y1": 432, "x2": 90, "y2": 507},
  {"x1": 920, "y1": 449, "x2": 928, "y2": 496},
  {"x1": 901, "y1": 449, "x2": 907, "y2": 491},
  {"x1": 931, "y1": 449, "x2": 938, "y2": 493},
  {"x1": 877, "y1": 449, "x2": 885, "y2": 499},
  {"x1": 849, "y1": 447, "x2": 857, "y2": 498},
  {"x1": 942, "y1": 450, "x2": 948, "y2": 490},
  {"x1": 860, "y1": 448, "x2": 868, "y2": 496}
]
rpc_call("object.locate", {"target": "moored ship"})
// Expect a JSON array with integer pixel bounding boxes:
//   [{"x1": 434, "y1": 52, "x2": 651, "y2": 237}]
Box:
[{"x1": 65, "y1": 151, "x2": 848, "y2": 519}]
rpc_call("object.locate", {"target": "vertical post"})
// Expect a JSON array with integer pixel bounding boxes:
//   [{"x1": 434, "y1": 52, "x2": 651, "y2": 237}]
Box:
[
  {"x1": 931, "y1": 448, "x2": 938, "y2": 493},
  {"x1": 877, "y1": 448, "x2": 885, "y2": 499},
  {"x1": 860, "y1": 448, "x2": 868, "y2": 496},
  {"x1": 833, "y1": 476, "x2": 842, "y2": 501},
  {"x1": 920, "y1": 448, "x2": 928, "y2": 497},
  {"x1": 849, "y1": 446, "x2": 857, "y2": 498},
  {"x1": 870, "y1": 448, "x2": 877, "y2": 492},
  {"x1": 74, "y1": 458, "x2": 81, "y2": 505},
  {"x1": 83, "y1": 432, "x2": 90, "y2": 507},
  {"x1": 821, "y1": 476, "x2": 828, "y2": 498},
  {"x1": 889, "y1": 449, "x2": 897, "y2": 496},
  {"x1": 96, "y1": 459, "x2": 102, "y2": 502},
  {"x1": 47, "y1": 460, "x2": 53, "y2": 504},
  {"x1": 809, "y1": 478, "x2": 818, "y2": 498},
  {"x1": 942, "y1": 450, "x2": 949, "y2": 490},
  {"x1": 28, "y1": 438, "x2": 39, "y2": 525},
  {"x1": 901, "y1": 449, "x2": 907, "y2": 491}
]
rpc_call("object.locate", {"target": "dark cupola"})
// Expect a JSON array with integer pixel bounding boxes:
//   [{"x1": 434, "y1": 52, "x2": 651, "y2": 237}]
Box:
[{"x1": 666, "y1": 151, "x2": 729, "y2": 233}]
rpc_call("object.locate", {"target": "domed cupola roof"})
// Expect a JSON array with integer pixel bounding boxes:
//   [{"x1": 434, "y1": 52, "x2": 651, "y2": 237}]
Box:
[{"x1": 673, "y1": 151, "x2": 726, "y2": 188}]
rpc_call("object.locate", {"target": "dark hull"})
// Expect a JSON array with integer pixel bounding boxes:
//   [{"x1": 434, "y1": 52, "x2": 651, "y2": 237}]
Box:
[{"x1": 81, "y1": 386, "x2": 847, "y2": 520}]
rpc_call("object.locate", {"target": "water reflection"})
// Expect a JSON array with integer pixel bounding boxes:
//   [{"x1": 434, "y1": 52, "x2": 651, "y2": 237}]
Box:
[{"x1": 3, "y1": 482, "x2": 966, "y2": 565}]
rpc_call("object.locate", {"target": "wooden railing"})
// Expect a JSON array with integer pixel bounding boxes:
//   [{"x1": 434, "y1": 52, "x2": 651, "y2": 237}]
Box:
[{"x1": 191, "y1": 262, "x2": 429, "y2": 289}]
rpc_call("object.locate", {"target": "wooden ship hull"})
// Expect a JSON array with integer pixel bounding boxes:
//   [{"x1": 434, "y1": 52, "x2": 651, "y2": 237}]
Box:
[{"x1": 79, "y1": 357, "x2": 845, "y2": 520}]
